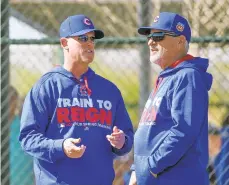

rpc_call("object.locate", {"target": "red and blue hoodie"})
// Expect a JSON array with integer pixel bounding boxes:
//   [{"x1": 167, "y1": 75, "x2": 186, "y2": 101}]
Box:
[
  {"x1": 133, "y1": 55, "x2": 213, "y2": 185},
  {"x1": 19, "y1": 66, "x2": 133, "y2": 185}
]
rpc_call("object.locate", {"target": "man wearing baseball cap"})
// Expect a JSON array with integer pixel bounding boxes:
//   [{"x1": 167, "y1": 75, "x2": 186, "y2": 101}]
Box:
[
  {"x1": 19, "y1": 14, "x2": 133, "y2": 185},
  {"x1": 129, "y1": 12, "x2": 212, "y2": 185}
]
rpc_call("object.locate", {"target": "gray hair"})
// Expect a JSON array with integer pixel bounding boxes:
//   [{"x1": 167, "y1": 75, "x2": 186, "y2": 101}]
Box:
[{"x1": 185, "y1": 41, "x2": 189, "y2": 53}]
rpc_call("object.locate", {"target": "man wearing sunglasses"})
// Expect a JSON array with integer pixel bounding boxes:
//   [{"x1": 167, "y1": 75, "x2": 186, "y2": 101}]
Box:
[
  {"x1": 19, "y1": 14, "x2": 133, "y2": 185},
  {"x1": 130, "y1": 12, "x2": 212, "y2": 185}
]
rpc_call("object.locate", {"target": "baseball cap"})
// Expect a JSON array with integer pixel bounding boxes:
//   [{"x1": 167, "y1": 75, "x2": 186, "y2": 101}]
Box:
[
  {"x1": 59, "y1": 14, "x2": 104, "y2": 39},
  {"x1": 138, "y1": 12, "x2": 191, "y2": 43}
]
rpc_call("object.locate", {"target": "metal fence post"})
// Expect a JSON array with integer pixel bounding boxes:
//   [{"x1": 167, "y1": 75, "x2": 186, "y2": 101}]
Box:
[
  {"x1": 137, "y1": 0, "x2": 152, "y2": 114},
  {"x1": 1, "y1": 0, "x2": 10, "y2": 184}
]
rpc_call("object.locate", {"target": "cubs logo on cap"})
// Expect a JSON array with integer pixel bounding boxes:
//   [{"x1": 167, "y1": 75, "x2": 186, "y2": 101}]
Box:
[
  {"x1": 153, "y1": 16, "x2": 159, "y2": 23},
  {"x1": 84, "y1": 18, "x2": 91, "y2": 26},
  {"x1": 176, "y1": 22, "x2": 185, "y2": 32}
]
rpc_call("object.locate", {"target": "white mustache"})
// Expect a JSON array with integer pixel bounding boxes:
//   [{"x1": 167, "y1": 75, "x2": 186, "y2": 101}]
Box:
[{"x1": 150, "y1": 47, "x2": 158, "y2": 51}]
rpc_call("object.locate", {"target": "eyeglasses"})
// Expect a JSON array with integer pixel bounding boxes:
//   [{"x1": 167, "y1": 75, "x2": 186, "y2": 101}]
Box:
[
  {"x1": 78, "y1": 35, "x2": 96, "y2": 42},
  {"x1": 147, "y1": 32, "x2": 179, "y2": 42}
]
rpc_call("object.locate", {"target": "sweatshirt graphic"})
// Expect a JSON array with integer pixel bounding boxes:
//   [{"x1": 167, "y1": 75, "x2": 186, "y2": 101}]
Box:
[
  {"x1": 19, "y1": 66, "x2": 133, "y2": 185},
  {"x1": 134, "y1": 57, "x2": 213, "y2": 185}
]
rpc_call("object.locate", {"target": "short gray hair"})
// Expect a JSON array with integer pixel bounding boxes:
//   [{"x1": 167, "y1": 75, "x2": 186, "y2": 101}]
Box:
[{"x1": 185, "y1": 41, "x2": 189, "y2": 53}]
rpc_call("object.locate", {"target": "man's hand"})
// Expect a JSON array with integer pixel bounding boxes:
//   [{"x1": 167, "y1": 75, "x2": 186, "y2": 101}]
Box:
[
  {"x1": 106, "y1": 126, "x2": 125, "y2": 149},
  {"x1": 63, "y1": 138, "x2": 86, "y2": 158},
  {"x1": 129, "y1": 171, "x2": 137, "y2": 185}
]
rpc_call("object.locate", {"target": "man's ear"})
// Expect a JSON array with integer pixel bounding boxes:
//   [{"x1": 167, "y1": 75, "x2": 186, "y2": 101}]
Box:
[
  {"x1": 60, "y1": 38, "x2": 68, "y2": 50},
  {"x1": 179, "y1": 35, "x2": 186, "y2": 43},
  {"x1": 177, "y1": 35, "x2": 186, "y2": 49}
]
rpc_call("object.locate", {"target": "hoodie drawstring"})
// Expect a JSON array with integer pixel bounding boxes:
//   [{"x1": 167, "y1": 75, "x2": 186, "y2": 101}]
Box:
[
  {"x1": 152, "y1": 77, "x2": 163, "y2": 97},
  {"x1": 84, "y1": 76, "x2": 92, "y2": 96}
]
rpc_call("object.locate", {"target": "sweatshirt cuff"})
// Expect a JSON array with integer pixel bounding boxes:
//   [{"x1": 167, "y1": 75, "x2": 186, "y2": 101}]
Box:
[
  {"x1": 148, "y1": 155, "x2": 161, "y2": 174},
  {"x1": 112, "y1": 135, "x2": 132, "y2": 156},
  {"x1": 51, "y1": 139, "x2": 65, "y2": 162}
]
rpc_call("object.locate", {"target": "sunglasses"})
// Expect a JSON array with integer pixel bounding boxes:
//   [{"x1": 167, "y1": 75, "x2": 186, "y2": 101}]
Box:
[
  {"x1": 147, "y1": 32, "x2": 179, "y2": 42},
  {"x1": 78, "y1": 35, "x2": 96, "y2": 42}
]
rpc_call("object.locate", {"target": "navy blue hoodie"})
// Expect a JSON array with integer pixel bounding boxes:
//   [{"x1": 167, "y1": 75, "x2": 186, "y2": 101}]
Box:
[
  {"x1": 19, "y1": 66, "x2": 133, "y2": 185},
  {"x1": 214, "y1": 126, "x2": 229, "y2": 185},
  {"x1": 133, "y1": 57, "x2": 212, "y2": 185}
]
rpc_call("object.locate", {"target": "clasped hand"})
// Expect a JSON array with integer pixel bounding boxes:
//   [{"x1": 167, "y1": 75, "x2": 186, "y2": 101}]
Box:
[{"x1": 63, "y1": 138, "x2": 86, "y2": 158}]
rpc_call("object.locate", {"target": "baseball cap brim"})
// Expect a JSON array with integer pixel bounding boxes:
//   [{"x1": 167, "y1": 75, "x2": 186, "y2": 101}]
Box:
[
  {"x1": 138, "y1": 27, "x2": 152, "y2": 35},
  {"x1": 138, "y1": 26, "x2": 175, "y2": 35},
  {"x1": 69, "y1": 29, "x2": 104, "y2": 39}
]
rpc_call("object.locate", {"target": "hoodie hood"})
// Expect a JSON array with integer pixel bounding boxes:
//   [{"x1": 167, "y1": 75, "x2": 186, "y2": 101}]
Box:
[
  {"x1": 160, "y1": 57, "x2": 213, "y2": 91},
  {"x1": 50, "y1": 66, "x2": 95, "y2": 80},
  {"x1": 49, "y1": 66, "x2": 95, "y2": 96}
]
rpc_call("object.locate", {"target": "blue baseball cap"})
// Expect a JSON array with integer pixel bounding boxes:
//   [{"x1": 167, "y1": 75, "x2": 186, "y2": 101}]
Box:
[
  {"x1": 59, "y1": 14, "x2": 104, "y2": 39},
  {"x1": 138, "y1": 12, "x2": 191, "y2": 43}
]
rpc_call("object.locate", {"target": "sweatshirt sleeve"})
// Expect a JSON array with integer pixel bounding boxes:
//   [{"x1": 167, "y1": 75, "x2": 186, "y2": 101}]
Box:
[
  {"x1": 112, "y1": 93, "x2": 134, "y2": 156},
  {"x1": 148, "y1": 70, "x2": 209, "y2": 174},
  {"x1": 19, "y1": 83, "x2": 65, "y2": 163}
]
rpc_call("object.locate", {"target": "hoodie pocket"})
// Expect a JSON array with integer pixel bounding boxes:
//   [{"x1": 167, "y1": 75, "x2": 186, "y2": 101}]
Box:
[{"x1": 134, "y1": 155, "x2": 159, "y2": 185}]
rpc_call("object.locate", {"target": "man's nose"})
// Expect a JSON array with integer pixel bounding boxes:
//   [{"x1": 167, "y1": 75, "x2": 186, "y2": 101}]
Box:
[
  {"x1": 148, "y1": 38, "x2": 156, "y2": 46},
  {"x1": 87, "y1": 40, "x2": 94, "y2": 46}
]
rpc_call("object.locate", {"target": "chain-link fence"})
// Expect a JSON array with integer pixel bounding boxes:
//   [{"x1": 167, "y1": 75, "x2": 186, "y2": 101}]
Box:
[{"x1": 1, "y1": 0, "x2": 229, "y2": 185}]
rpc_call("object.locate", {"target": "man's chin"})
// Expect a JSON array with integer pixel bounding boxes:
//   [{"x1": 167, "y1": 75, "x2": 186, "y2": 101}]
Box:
[
  {"x1": 150, "y1": 57, "x2": 161, "y2": 65},
  {"x1": 82, "y1": 58, "x2": 94, "y2": 64}
]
